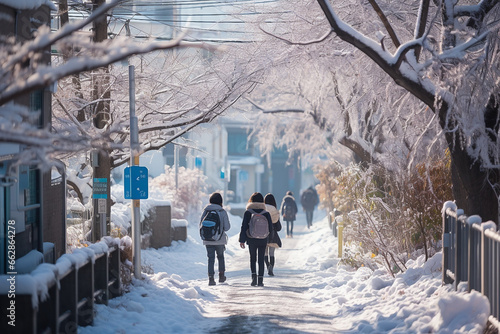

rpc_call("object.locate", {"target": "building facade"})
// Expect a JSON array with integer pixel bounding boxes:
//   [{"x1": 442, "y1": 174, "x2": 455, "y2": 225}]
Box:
[
  {"x1": 186, "y1": 117, "x2": 301, "y2": 215},
  {"x1": 0, "y1": 1, "x2": 65, "y2": 275}
]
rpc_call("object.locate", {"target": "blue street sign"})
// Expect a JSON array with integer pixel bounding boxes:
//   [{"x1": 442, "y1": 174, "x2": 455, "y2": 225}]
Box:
[
  {"x1": 195, "y1": 157, "x2": 203, "y2": 168},
  {"x1": 124, "y1": 166, "x2": 148, "y2": 199},
  {"x1": 93, "y1": 178, "x2": 108, "y2": 199}
]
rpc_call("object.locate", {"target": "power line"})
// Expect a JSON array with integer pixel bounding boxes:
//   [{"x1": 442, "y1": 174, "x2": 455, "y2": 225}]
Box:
[{"x1": 64, "y1": 0, "x2": 286, "y2": 43}]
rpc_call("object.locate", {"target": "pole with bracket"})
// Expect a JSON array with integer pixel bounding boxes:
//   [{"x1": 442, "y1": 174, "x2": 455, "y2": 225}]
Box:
[{"x1": 129, "y1": 65, "x2": 141, "y2": 279}]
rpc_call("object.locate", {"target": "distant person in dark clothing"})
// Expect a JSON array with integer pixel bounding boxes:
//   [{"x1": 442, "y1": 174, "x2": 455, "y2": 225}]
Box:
[
  {"x1": 239, "y1": 192, "x2": 273, "y2": 287},
  {"x1": 301, "y1": 186, "x2": 319, "y2": 229},
  {"x1": 280, "y1": 191, "x2": 298, "y2": 238}
]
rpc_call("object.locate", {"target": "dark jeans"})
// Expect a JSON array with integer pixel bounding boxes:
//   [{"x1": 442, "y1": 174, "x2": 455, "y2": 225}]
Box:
[
  {"x1": 306, "y1": 210, "x2": 314, "y2": 227},
  {"x1": 286, "y1": 220, "x2": 294, "y2": 236},
  {"x1": 206, "y1": 245, "x2": 225, "y2": 276},
  {"x1": 248, "y1": 239, "x2": 267, "y2": 276}
]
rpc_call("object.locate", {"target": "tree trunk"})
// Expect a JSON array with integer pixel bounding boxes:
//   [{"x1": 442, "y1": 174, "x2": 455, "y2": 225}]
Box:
[
  {"x1": 92, "y1": 0, "x2": 112, "y2": 240},
  {"x1": 448, "y1": 132, "x2": 499, "y2": 223},
  {"x1": 315, "y1": 0, "x2": 500, "y2": 224}
]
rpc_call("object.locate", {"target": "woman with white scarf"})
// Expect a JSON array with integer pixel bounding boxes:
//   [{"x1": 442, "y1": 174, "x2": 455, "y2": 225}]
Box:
[{"x1": 264, "y1": 193, "x2": 282, "y2": 276}]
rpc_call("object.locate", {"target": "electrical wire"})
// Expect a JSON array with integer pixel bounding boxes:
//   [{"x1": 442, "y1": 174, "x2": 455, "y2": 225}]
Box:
[{"x1": 63, "y1": 0, "x2": 287, "y2": 43}]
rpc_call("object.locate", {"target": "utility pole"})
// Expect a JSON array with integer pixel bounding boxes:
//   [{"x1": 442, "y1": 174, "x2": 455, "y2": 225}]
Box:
[
  {"x1": 174, "y1": 144, "x2": 179, "y2": 189},
  {"x1": 129, "y1": 65, "x2": 142, "y2": 279},
  {"x1": 91, "y1": 0, "x2": 111, "y2": 242}
]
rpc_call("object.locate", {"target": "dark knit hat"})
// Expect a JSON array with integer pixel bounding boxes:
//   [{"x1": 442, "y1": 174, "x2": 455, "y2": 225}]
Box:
[{"x1": 209, "y1": 192, "x2": 223, "y2": 206}]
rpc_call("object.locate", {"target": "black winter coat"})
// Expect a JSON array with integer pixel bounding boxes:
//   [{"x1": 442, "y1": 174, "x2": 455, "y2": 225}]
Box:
[
  {"x1": 268, "y1": 220, "x2": 282, "y2": 247},
  {"x1": 280, "y1": 195, "x2": 298, "y2": 221},
  {"x1": 239, "y1": 203, "x2": 273, "y2": 245}
]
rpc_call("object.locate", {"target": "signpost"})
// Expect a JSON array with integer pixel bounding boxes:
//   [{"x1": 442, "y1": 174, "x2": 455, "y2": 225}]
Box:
[
  {"x1": 92, "y1": 177, "x2": 108, "y2": 241},
  {"x1": 124, "y1": 166, "x2": 148, "y2": 200},
  {"x1": 129, "y1": 65, "x2": 142, "y2": 279}
]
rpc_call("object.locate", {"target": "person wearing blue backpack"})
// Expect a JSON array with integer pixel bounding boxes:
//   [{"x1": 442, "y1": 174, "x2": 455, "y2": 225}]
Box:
[
  {"x1": 200, "y1": 192, "x2": 231, "y2": 286},
  {"x1": 239, "y1": 192, "x2": 273, "y2": 287}
]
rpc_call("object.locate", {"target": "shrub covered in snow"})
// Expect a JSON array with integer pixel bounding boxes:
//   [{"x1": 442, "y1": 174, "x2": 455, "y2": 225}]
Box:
[
  {"x1": 316, "y1": 155, "x2": 452, "y2": 275},
  {"x1": 66, "y1": 163, "x2": 208, "y2": 250},
  {"x1": 148, "y1": 165, "x2": 208, "y2": 221}
]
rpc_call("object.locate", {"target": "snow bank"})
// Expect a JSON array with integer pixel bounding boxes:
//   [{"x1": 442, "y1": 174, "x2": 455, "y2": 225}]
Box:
[
  {"x1": 172, "y1": 219, "x2": 188, "y2": 228},
  {"x1": 296, "y1": 215, "x2": 490, "y2": 333},
  {"x1": 431, "y1": 291, "x2": 490, "y2": 333}
]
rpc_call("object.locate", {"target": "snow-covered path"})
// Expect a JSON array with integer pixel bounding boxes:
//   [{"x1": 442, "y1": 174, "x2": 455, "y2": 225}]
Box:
[
  {"x1": 80, "y1": 210, "x2": 491, "y2": 334},
  {"x1": 205, "y1": 223, "x2": 337, "y2": 333}
]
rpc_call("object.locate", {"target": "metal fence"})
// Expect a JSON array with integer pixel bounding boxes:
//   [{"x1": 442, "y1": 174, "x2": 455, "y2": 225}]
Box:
[
  {"x1": 442, "y1": 202, "x2": 500, "y2": 328},
  {"x1": 0, "y1": 242, "x2": 121, "y2": 334}
]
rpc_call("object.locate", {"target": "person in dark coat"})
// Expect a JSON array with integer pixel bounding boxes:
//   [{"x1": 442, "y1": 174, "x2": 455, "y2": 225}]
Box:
[
  {"x1": 280, "y1": 191, "x2": 298, "y2": 238},
  {"x1": 301, "y1": 186, "x2": 319, "y2": 229},
  {"x1": 239, "y1": 192, "x2": 273, "y2": 287},
  {"x1": 200, "y1": 192, "x2": 231, "y2": 286},
  {"x1": 264, "y1": 193, "x2": 282, "y2": 276}
]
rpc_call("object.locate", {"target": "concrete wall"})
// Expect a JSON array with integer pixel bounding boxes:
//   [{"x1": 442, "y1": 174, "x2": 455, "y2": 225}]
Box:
[{"x1": 148, "y1": 206, "x2": 187, "y2": 248}]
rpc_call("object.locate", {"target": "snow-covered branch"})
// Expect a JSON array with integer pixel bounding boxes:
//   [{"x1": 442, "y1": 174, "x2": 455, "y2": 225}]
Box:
[
  {"x1": 455, "y1": 0, "x2": 499, "y2": 28},
  {"x1": 1, "y1": 35, "x2": 222, "y2": 105},
  {"x1": 315, "y1": 0, "x2": 436, "y2": 108},
  {"x1": 366, "y1": 0, "x2": 401, "y2": 48},
  {"x1": 259, "y1": 27, "x2": 334, "y2": 46},
  {"x1": 245, "y1": 97, "x2": 304, "y2": 113}
]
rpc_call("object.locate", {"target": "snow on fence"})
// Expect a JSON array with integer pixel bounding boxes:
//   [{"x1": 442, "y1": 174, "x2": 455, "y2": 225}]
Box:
[
  {"x1": 0, "y1": 237, "x2": 121, "y2": 334},
  {"x1": 442, "y1": 201, "x2": 500, "y2": 329}
]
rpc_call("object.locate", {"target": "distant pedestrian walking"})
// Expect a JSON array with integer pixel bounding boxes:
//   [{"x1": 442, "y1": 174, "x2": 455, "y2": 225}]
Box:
[
  {"x1": 280, "y1": 191, "x2": 298, "y2": 238},
  {"x1": 239, "y1": 192, "x2": 273, "y2": 287},
  {"x1": 199, "y1": 192, "x2": 231, "y2": 286},
  {"x1": 301, "y1": 186, "x2": 319, "y2": 229},
  {"x1": 264, "y1": 193, "x2": 282, "y2": 276}
]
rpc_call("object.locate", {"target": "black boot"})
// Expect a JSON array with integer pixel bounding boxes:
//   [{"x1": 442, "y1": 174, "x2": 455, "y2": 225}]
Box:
[
  {"x1": 257, "y1": 276, "x2": 264, "y2": 287},
  {"x1": 264, "y1": 256, "x2": 269, "y2": 269},
  {"x1": 209, "y1": 275, "x2": 216, "y2": 286},
  {"x1": 268, "y1": 256, "x2": 275, "y2": 276},
  {"x1": 219, "y1": 272, "x2": 226, "y2": 283},
  {"x1": 251, "y1": 273, "x2": 257, "y2": 286}
]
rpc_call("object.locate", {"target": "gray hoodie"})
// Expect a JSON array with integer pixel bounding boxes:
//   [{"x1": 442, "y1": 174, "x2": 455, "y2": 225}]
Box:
[{"x1": 200, "y1": 203, "x2": 231, "y2": 245}]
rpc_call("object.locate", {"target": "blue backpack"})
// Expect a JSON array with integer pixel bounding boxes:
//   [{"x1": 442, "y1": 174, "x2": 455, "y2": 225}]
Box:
[{"x1": 200, "y1": 210, "x2": 223, "y2": 241}]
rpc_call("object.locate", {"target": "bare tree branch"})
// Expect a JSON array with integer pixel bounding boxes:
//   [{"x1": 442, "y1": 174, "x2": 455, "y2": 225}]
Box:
[
  {"x1": 367, "y1": 0, "x2": 401, "y2": 48},
  {"x1": 259, "y1": 26, "x2": 334, "y2": 46}
]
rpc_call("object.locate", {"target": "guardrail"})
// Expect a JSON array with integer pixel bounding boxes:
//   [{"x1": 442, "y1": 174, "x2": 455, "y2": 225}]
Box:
[
  {"x1": 442, "y1": 201, "x2": 500, "y2": 329},
  {"x1": 0, "y1": 238, "x2": 121, "y2": 334}
]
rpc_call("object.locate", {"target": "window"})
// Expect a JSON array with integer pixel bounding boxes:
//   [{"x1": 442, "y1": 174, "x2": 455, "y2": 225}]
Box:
[
  {"x1": 29, "y1": 90, "x2": 43, "y2": 127},
  {"x1": 227, "y1": 130, "x2": 251, "y2": 156},
  {"x1": 24, "y1": 167, "x2": 40, "y2": 225}
]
